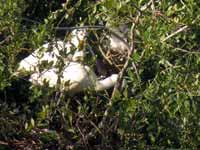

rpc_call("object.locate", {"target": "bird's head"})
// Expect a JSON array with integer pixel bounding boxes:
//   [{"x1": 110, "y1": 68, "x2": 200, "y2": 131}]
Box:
[{"x1": 71, "y1": 28, "x2": 87, "y2": 41}]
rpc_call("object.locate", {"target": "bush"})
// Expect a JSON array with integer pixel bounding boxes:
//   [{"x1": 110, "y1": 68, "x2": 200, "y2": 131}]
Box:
[{"x1": 0, "y1": 0, "x2": 200, "y2": 149}]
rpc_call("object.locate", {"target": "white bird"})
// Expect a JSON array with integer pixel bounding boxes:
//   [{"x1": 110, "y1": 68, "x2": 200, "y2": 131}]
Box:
[
  {"x1": 106, "y1": 25, "x2": 130, "y2": 53},
  {"x1": 15, "y1": 28, "x2": 118, "y2": 94},
  {"x1": 16, "y1": 29, "x2": 87, "y2": 74},
  {"x1": 29, "y1": 62, "x2": 118, "y2": 94},
  {"x1": 108, "y1": 34, "x2": 129, "y2": 53}
]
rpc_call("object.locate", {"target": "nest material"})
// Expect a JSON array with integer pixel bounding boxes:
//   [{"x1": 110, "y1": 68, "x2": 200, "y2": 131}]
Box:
[
  {"x1": 105, "y1": 48, "x2": 128, "y2": 70},
  {"x1": 89, "y1": 30, "x2": 129, "y2": 76},
  {"x1": 100, "y1": 33, "x2": 129, "y2": 71}
]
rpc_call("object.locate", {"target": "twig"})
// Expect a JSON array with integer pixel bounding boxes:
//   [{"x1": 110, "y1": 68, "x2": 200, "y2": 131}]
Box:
[
  {"x1": 55, "y1": 90, "x2": 64, "y2": 106},
  {"x1": 96, "y1": 24, "x2": 136, "y2": 134},
  {"x1": 90, "y1": 0, "x2": 146, "y2": 139},
  {"x1": 132, "y1": 62, "x2": 141, "y2": 83},
  {"x1": 54, "y1": 25, "x2": 105, "y2": 31},
  {"x1": 141, "y1": 0, "x2": 154, "y2": 11},
  {"x1": 0, "y1": 141, "x2": 8, "y2": 145},
  {"x1": 76, "y1": 118, "x2": 89, "y2": 147},
  {"x1": 21, "y1": 17, "x2": 41, "y2": 24},
  {"x1": 98, "y1": 45, "x2": 113, "y2": 66},
  {"x1": 92, "y1": 33, "x2": 114, "y2": 66},
  {"x1": 161, "y1": 25, "x2": 188, "y2": 42},
  {"x1": 174, "y1": 47, "x2": 200, "y2": 54},
  {"x1": 111, "y1": 10, "x2": 141, "y2": 98},
  {"x1": 76, "y1": 1, "x2": 153, "y2": 144},
  {"x1": 19, "y1": 48, "x2": 33, "y2": 52},
  {"x1": 95, "y1": 17, "x2": 139, "y2": 131},
  {"x1": 0, "y1": 35, "x2": 12, "y2": 45},
  {"x1": 167, "y1": 43, "x2": 200, "y2": 54},
  {"x1": 0, "y1": 16, "x2": 41, "y2": 24},
  {"x1": 151, "y1": 0, "x2": 156, "y2": 12},
  {"x1": 89, "y1": 120, "x2": 103, "y2": 135}
]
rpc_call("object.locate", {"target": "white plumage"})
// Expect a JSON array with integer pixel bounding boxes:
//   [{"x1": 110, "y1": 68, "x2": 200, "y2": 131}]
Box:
[
  {"x1": 16, "y1": 29, "x2": 87, "y2": 74},
  {"x1": 16, "y1": 29, "x2": 118, "y2": 93},
  {"x1": 109, "y1": 34, "x2": 129, "y2": 53},
  {"x1": 29, "y1": 62, "x2": 118, "y2": 94},
  {"x1": 107, "y1": 25, "x2": 130, "y2": 53}
]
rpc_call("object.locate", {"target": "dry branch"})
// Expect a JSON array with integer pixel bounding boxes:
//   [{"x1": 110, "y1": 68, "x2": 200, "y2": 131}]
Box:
[
  {"x1": 77, "y1": 1, "x2": 153, "y2": 144},
  {"x1": 161, "y1": 25, "x2": 188, "y2": 42}
]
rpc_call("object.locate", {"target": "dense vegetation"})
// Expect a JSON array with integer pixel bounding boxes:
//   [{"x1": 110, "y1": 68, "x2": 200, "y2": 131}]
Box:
[{"x1": 0, "y1": 0, "x2": 200, "y2": 149}]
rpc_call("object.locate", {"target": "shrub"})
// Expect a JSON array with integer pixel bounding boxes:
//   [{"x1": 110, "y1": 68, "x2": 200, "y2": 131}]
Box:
[{"x1": 0, "y1": 0, "x2": 200, "y2": 149}]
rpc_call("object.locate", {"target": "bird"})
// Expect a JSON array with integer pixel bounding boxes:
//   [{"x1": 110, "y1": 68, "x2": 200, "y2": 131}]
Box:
[
  {"x1": 102, "y1": 25, "x2": 130, "y2": 70},
  {"x1": 107, "y1": 26, "x2": 130, "y2": 53},
  {"x1": 108, "y1": 34, "x2": 129, "y2": 53},
  {"x1": 14, "y1": 28, "x2": 118, "y2": 94},
  {"x1": 16, "y1": 29, "x2": 87, "y2": 75},
  {"x1": 29, "y1": 61, "x2": 118, "y2": 94}
]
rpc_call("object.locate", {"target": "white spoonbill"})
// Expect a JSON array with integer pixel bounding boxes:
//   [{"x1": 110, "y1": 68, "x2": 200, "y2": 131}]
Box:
[
  {"x1": 16, "y1": 29, "x2": 87, "y2": 74},
  {"x1": 29, "y1": 61, "x2": 118, "y2": 94}
]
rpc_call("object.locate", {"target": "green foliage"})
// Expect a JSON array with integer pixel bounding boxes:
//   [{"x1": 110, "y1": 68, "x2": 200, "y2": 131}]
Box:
[{"x1": 0, "y1": 0, "x2": 200, "y2": 149}]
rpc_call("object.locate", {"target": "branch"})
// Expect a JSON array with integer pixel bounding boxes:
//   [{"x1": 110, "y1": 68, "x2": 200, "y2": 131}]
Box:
[
  {"x1": 76, "y1": 0, "x2": 153, "y2": 144},
  {"x1": 89, "y1": 0, "x2": 147, "y2": 140},
  {"x1": 167, "y1": 43, "x2": 200, "y2": 54},
  {"x1": 111, "y1": 9, "x2": 141, "y2": 98},
  {"x1": 54, "y1": 25, "x2": 105, "y2": 31},
  {"x1": 151, "y1": 0, "x2": 156, "y2": 12},
  {"x1": 161, "y1": 25, "x2": 188, "y2": 42}
]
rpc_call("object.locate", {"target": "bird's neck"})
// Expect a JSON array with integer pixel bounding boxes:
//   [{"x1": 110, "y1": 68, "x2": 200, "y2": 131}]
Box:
[
  {"x1": 71, "y1": 37, "x2": 80, "y2": 47},
  {"x1": 95, "y1": 76, "x2": 117, "y2": 91}
]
